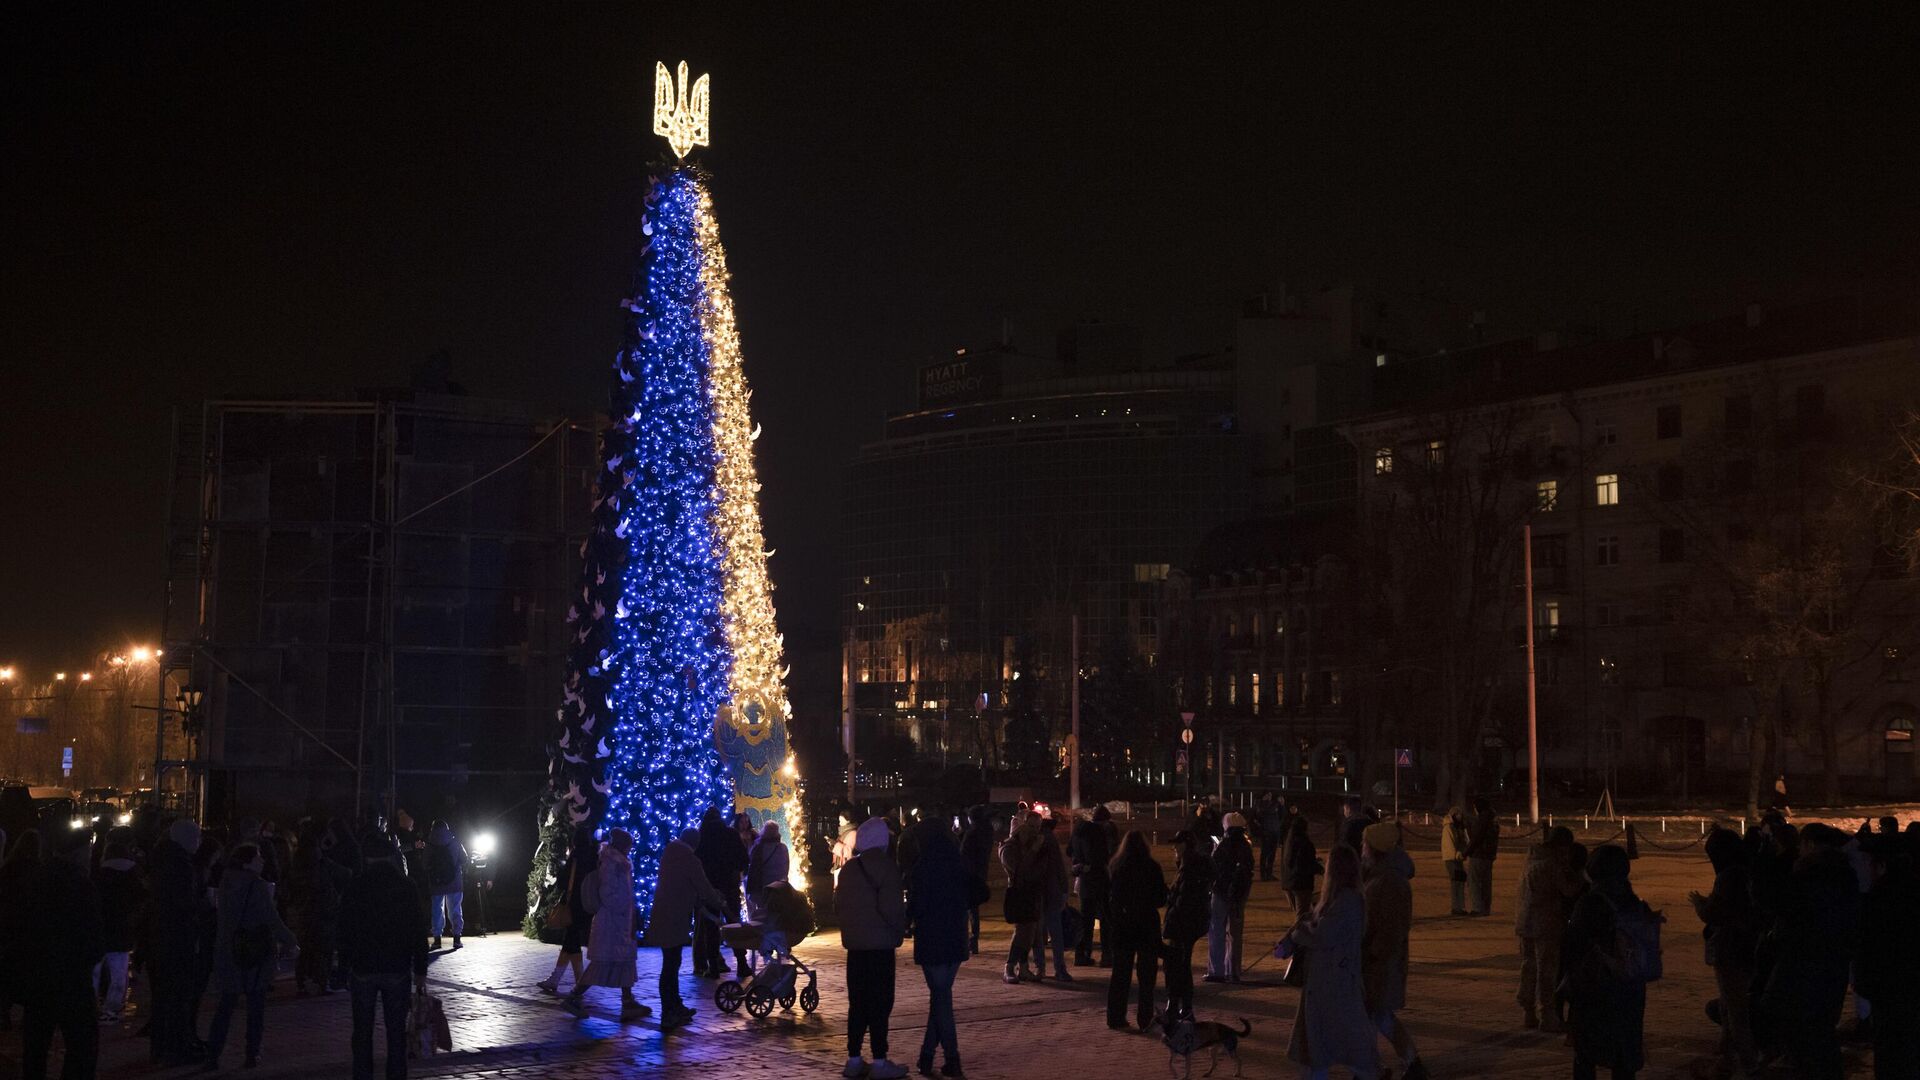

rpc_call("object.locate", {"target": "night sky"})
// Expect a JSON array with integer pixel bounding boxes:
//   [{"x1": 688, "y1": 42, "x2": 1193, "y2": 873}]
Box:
[{"x1": 6, "y1": 6, "x2": 1918, "y2": 673}]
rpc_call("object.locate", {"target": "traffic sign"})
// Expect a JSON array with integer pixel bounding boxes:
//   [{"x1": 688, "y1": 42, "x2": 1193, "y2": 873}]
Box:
[
  {"x1": 1180, "y1": 712, "x2": 1195, "y2": 725},
  {"x1": 61, "y1": 746, "x2": 74, "y2": 777},
  {"x1": 1175, "y1": 749, "x2": 1188, "y2": 773},
  {"x1": 1395, "y1": 747, "x2": 1413, "y2": 768},
  {"x1": 1180, "y1": 728, "x2": 1194, "y2": 745}
]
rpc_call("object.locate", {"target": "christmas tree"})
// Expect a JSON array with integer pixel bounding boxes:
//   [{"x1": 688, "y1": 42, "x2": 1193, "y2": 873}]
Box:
[{"x1": 543, "y1": 61, "x2": 800, "y2": 926}]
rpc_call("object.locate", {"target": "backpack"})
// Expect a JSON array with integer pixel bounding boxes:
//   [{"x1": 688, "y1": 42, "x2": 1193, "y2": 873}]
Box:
[
  {"x1": 1610, "y1": 896, "x2": 1665, "y2": 983},
  {"x1": 428, "y1": 843, "x2": 456, "y2": 890}
]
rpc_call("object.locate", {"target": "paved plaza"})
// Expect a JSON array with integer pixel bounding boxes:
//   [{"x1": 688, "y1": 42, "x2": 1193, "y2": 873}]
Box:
[{"x1": 6, "y1": 823, "x2": 1877, "y2": 1079}]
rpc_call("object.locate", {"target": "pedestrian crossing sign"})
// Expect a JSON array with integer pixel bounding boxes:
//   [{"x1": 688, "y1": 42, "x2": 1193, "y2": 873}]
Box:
[{"x1": 1395, "y1": 747, "x2": 1413, "y2": 767}]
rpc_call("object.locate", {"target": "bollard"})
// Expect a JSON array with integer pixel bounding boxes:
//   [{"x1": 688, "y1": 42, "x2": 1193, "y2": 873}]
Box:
[
  {"x1": 1584, "y1": 815, "x2": 1590, "y2": 830},
  {"x1": 1662, "y1": 818, "x2": 1667, "y2": 833},
  {"x1": 1515, "y1": 812, "x2": 1521, "y2": 828},
  {"x1": 1549, "y1": 814, "x2": 1555, "y2": 829}
]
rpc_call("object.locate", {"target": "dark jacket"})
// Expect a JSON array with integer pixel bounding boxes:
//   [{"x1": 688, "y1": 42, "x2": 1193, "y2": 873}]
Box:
[
  {"x1": 1069, "y1": 818, "x2": 1114, "y2": 892},
  {"x1": 1106, "y1": 852, "x2": 1168, "y2": 941},
  {"x1": 425, "y1": 823, "x2": 466, "y2": 896},
  {"x1": 1467, "y1": 810, "x2": 1501, "y2": 861},
  {"x1": 908, "y1": 830, "x2": 974, "y2": 966},
  {"x1": 1562, "y1": 878, "x2": 1648, "y2": 1072},
  {"x1": 213, "y1": 867, "x2": 297, "y2": 994},
  {"x1": 1760, "y1": 847, "x2": 1860, "y2": 1017},
  {"x1": 95, "y1": 857, "x2": 149, "y2": 953},
  {"x1": 1164, "y1": 847, "x2": 1214, "y2": 942},
  {"x1": 1696, "y1": 862, "x2": 1759, "y2": 972},
  {"x1": 1856, "y1": 860, "x2": 1920, "y2": 1006},
  {"x1": 958, "y1": 809, "x2": 995, "y2": 883},
  {"x1": 1340, "y1": 813, "x2": 1373, "y2": 856},
  {"x1": 1211, "y1": 827, "x2": 1254, "y2": 903},
  {"x1": 7, "y1": 858, "x2": 104, "y2": 1003},
  {"x1": 1281, "y1": 824, "x2": 1320, "y2": 893},
  {"x1": 146, "y1": 837, "x2": 203, "y2": 961},
  {"x1": 697, "y1": 815, "x2": 750, "y2": 902},
  {"x1": 339, "y1": 860, "x2": 428, "y2": 978}
]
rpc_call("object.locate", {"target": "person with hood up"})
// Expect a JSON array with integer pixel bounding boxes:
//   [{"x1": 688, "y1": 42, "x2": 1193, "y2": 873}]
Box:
[
  {"x1": 1465, "y1": 797, "x2": 1500, "y2": 916},
  {"x1": 1561, "y1": 845, "x2": 1652, "y2": 1080},
  {"x1": 1757, "y1": 822, "x2": 1860, "y2": 1080},
  {"x1": 908, "y1": 816, "x2": 980, "y2": 1078},
  {"x1": 1361, "y1": 823, "x2": 1428, "y2": 1080},
  {"x1": 1440, "y1": 806, "x2": 1470, "y2": 916},
  {"x1": 638, "y1": 828, "x2": 727, "y2": 1029},
  {"x1": 1069, "y1": 806, "x2": 1116, "y2": 968},
  {"x1": 338, "y1": 832, "x2": 427, "y2": 1080},
  {"x1": 560, "y1": 828, "x2": 651, "y2": 1021},
  {"x1": 1104, "y1": 831, "x2": 1167, "y2": 1032},
  {"x1": 998, "y1": 812, "x2": 1047, "y2": 983},
  {"x1": 423, "y1": 820, "x2": 467, "y2": 950},
  {"x1": 1206, "y1": 812, "x2": 1255, "y2": 983},
  {"x1": 206, "y1": 843, "x2": 298, "y2": 1071},
  {"x1": 93, "y1": 836, "x2": 147, "y2": 1023},
  {"x1": 11, "y1": 824, "x2": 103, "y2": 1080},
  {"x1": 146, "y1": 818, "x2": 207, "y2": 1066},
  {"x1": 837, "y1": 815, "x2": 909, "y2": 1079},
  {"x1": 1515, "y1": 826, "x2": 1582, "y2": 1032},
  {"x1": 1686, "y1": 828, "x2": 1761, "y2": 1079},
  {"x1": 291, "y1": 817, "x2": 351, "y2": 996},
  {"x1": 746, "y1": 821, "x2": 791, "y2": 969},
  {"x1": 1281, "y1": 811, "x2": 1320, "y2": 913},
  {"x1": 957, "y1": 806, "x2": 994, "y2": 956},
  {"x1": 1161, "y1": 828, "x2": 1213, "y2": 1020},
  {"x1": 1284, "y1": 844, "x2": 1380, "y2": 1080}
]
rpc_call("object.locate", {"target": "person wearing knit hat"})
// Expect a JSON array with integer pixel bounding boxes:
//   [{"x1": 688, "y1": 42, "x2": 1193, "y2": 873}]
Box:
[
  {"x1": 1362, "y1": 822, "x2": 1401, "y2": 855},
  {"x1": 837, "y1": 815, "x2": 908, "y2": 1079},
  {"x1": 1222, "y1": 812, "x2": 1248, "y2": 832}
]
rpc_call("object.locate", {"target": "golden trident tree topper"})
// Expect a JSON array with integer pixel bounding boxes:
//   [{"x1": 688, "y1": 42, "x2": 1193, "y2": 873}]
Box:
[{"x1": 653, "y1": 60, "x2": 710, "y2": 160}]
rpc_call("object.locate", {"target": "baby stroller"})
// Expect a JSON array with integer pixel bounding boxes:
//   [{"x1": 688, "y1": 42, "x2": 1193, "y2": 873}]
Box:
[{"x1": 714, "y1": 882, "x2": 819, "y2": 1019}]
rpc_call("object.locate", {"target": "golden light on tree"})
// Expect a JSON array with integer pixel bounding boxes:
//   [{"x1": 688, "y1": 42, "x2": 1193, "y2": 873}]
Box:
[{"x1": 652, "y1": 60, "x2": 710, "y2": 161}]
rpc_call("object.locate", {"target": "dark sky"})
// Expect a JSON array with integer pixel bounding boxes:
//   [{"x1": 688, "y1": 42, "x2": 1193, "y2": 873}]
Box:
[{"x1": 5, "y1": 6, "x2": 1918, "y2": 673}]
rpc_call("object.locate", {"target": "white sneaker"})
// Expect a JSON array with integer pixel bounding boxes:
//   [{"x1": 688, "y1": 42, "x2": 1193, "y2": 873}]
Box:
[
  {"x1": 869, "y1": 1060, "x2": 908, "y2": 1080},
  {"x1": 843, "y1": 1057, "x2": 868, "y2": 1077}
]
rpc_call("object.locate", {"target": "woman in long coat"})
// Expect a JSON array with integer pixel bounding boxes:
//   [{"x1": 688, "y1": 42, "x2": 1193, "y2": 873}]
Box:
[
  {"x1": 1285, "y1": 844, "x2": 1380, "y2": 1080},
  {"x1": 1280, "y1": 813, "x2": 1320, "y2": 913},
  {"x1": 634, "y1": 828, "x2": 725, "y2": 1027},
  {"x1": 538, "y1": 823, "x2": 599, "y2": 995},
  {"x1": 561, "y1": 829, "x2": 650, "y2": 1019},
  {"x1": 206, "y1": 843, "x2": 297, "y2": 1070},
  {"x1": 1563, "y1": 845, "x2": 1649, "y2": 1078}
]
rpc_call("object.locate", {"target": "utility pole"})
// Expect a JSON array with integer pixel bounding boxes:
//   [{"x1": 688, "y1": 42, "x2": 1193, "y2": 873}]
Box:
[
  {"x1": 1523, "y1": 523, "x2": 1541, "y2": 825},
  {"x1": 1069, "y1": 613, "x2": 1081, "y2": 810},
  {"x1": 842, "y1": 627, "x2": 856, "y2": 803}
]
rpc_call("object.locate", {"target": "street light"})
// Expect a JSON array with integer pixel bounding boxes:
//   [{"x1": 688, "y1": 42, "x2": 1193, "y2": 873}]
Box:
[
  {"x1": 0, "y1": 666, "x2": 13, "y2": 681},
  {"x1": 55, "y1": 672, "x2": 67, "y2": 681},
  {"x1": 130, "y1": 646, "x2": 152, "y2": 663},
  {"x1": 79, "y1": 672, "x2": 93, "y2": 683}
]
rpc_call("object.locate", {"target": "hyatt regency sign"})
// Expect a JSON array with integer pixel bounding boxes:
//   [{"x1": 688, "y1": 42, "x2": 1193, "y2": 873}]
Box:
[{"x1": 919, "y1": 355, "x2": 1001, "y2": 409}]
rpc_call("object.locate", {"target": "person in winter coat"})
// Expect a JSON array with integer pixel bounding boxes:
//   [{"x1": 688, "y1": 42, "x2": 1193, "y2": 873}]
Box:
[
  {"x1": 1161, "y1": 829, "x2": 1213, "y2": 1019},
  {"x1": 1257, "y1": 793, "x2": 1287, "y2": 881},
  {"x1": 339, "y1": 838, "x2": 428, "y2": 1080},
  {"x1": 998, "y1": 812, "x2": 1047, "y2": 983},
  {"x1": 1561, "y1": 845, "x2": 1651, "y2": 1080},
  {"x1": 1104, "y1": 831, "x2": 1167, "y2": 1032},
  {"x1": 1206, "y1": 813, "x2": 1255, "y2": 982},
  {"x1": 694, "y1": 806, "x2": 751, "y2": 979},
  {"x1": 957, "y1": 807, "x2": 994, "y2": 955},
  {"x1": 10, "y1": 825, "x2": 103, "y2": 1080},
  {"x1": 144, "y1": 819, "x2": 206, "y2": 1066},
  {"x1": 1686, "y1": 828, "x2": 1761, "y2": 1079},
  {"x1": 1757, "y1": 823, "x2": 1860, "y2": 1080},
  {"x1": 1281, "y1": 812, "x2": 1321, "y2": 913},
  {"x1": 291, "y1": 817, "x2": 352, "y2": 996},
  {"x1": 1070, "y1": 807, "x2": 1116, "y2": 967},
  {"x1": 639, "y1": 829, "x2": 727, "y2": 1028},
  {"x1": 908, "y1": 819, "x2": 978, "y2": 1078},
  {"x1": 423, "y1": 820, "x2": 467, "y2": 950},
  {"x1": 836, "y1": 816, "x2": 909, "y2": 1080},
  {"x1": 1856, "y1": 842, "x2": 1920, "y2": 1080},
  {"x1": 745, "y1": 820, "x2": 791, "y2": 967},
  {"x1": 1361, "y1": 824, "x2": 1428, "y2": 1080},
  {"x1": 93, "y1": 837, "x2": 148, "y2": 1022},
  {"x1": 1339, "y1": 797, "x2": 1374, "y2": 855},
  {"x1": 391, "y1": 809, "x2": 430, "y2": 916},
  {"x1": 1286, "y1": 844, "x2": 1380, "y2": 1080},
  {"x1": 538, "y1": 824, "x2": 600, "y2": 996},
  {"x1": 561, "y1": 829, "x2": 651, "y2": 1021},
  {"x1": 1514, "y1": 827, "x2": 1583, "y2": 1032},
  {"x1": 1465, "y1": 797, "x2": 1500, "y2": 916},
  {"x1": 207, "y1": 843, "x2": 299, "y2": 1071},
  {"x1": 1030, "y1": 815, "x2": 1073, "y2": 981},
  {"x1": 1440, "y1": 807, "x2": 1470, "y2": 916}
]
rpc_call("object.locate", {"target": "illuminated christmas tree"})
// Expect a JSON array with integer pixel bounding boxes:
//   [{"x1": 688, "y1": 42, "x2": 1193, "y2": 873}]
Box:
[{"x1": 543, "y1": 62, "x2": 801, "y2": 925}]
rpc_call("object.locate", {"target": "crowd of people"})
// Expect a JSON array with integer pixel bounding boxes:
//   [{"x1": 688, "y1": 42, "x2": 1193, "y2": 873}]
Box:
[
  {"x1": 7, "y1": 795, "x2": 1919, "y2": 1080},
  {"x1": 0, "y1": 808, "x2": 446, "y2": 1079}
]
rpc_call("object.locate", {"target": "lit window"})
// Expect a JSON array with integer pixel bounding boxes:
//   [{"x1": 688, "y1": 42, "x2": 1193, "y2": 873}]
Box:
[
  {"x1": 1274, "y1": 671, "x2": 1286, "y2": 708},
  {"x1": 1226, "y1": 674, "x2": 1238, "y2": 707},
  {"x1": 1251, "y1": 672, "x2": 1262, "y2": 713},
  {"x1": 1426, "y1": 439, "x2": 1447, "y2": 467},
  {"x1": 1536, "y1": 480, "x2": 1558, "y2": 511},
  {"x1": 1889, "y1": 715, "x2": 1916, "y2": 748},
  {"x1": 1374, "y1": 447, "x2": 1394, "y2": 474},
  {"x1": 1595, "y1": 473, "x2": 1619, "y2": 506},
  {"x1": 1596, "y1": 535, "x2": 1620, "y2": 565},
  {"x1": 1536, "y1": 600, "x2": 1561, "y2": 640}
]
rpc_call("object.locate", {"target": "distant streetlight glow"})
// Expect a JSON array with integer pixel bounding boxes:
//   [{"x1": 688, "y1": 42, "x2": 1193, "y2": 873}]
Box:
[
  {"x1": 55, "y1": 672, "x2": 67, "y2": 681},
  {"x1": 0, "y1": 666, "x2": 13, "y2": 681},
  {"x1": 131, "y1": 646, "x2": 153, "y2": 662},
  {"x1": 79, "y1": 672, "x2": 93, "y2": 683}
]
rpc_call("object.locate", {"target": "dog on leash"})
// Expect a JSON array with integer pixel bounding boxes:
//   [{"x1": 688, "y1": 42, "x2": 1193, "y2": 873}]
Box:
[{"x1": 1145, "y1": 1010, "x2": 1251, "y2": 1077}]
